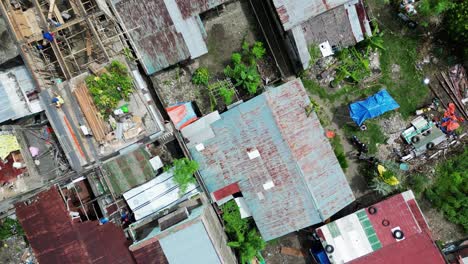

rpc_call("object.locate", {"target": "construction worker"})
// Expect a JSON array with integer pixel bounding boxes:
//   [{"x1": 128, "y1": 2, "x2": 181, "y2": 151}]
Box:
[
  {"x1": 42, "y1": 30, "x2": 55, "y2": 42},
  {"x1": 51, "y1": 96, "x2": 64, "y2": 108}
]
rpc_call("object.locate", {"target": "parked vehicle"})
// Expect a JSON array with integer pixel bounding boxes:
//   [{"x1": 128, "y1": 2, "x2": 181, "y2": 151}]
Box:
[{"x1": 401, "y1": 116, "x2": 433, "y2": 144}]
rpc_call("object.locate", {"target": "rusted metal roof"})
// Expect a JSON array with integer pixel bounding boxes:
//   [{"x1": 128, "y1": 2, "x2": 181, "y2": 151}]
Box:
[
  {"x1": 112, "y1": 0, "x2": 228, "y2": 75},
  {"x1": 15, "y1": 186, "x2": 135, "y2": 264},
  {"x1": 176, "y1": 0, "x2": 229, "y2": 18},
  {"x1": 316, "y1": 190, "x2": 445, "y2": 264},
  {"x1": 187, "y1": 79, "x2": 354, "y2": 241},
  {"x1": 272, "y1": 0, "x2": 349, "y2": 31},
  {"x1": 132, "y1": 240, "x2": 168, "y2": 264}
]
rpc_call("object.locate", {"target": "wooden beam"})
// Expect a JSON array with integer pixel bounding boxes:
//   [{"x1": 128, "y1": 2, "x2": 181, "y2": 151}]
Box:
[{"x1": 86, "y1": 31, "x2": 92, "y2": 61}]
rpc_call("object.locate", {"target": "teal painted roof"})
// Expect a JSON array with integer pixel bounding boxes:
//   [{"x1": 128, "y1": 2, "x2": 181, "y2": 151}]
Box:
[{"x1": 188, "y1": 79, "x2": 355, "y2": 241}]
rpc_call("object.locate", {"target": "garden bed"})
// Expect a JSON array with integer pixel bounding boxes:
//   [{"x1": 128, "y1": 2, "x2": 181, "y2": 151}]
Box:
[{"x1": 151, "y1": 0, "x2": 281, "y2": 115}]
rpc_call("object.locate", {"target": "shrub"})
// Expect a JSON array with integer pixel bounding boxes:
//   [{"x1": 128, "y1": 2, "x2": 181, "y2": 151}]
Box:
[
  {"x1": 445, "y1": 1, "x2": 468, "y2": 45},
  {"x1": 86, "y1": 60, "x2": 133, "y2": 116},
  {"x1": 408, "y1": 173, "x2": 427, "y2": 194},
  {"x1": 308, "y1": 44, "x2": 321, "y2": 66},
  {"x1": 224, "y1": 61, "x2": 261, "y2": 95},
  {"x1": 0, "y1": 218, "x2": 24, "y2": 241},
  {"x1": 419, "y1": 0, "x2": 454, "y2": 17},
  {"x1": 219, "y1": 86, "x2": 236, "y2": 105},
  {"x1": 167, "y1": 158, "x2": 199, "y2": 195},
  {"x1": 335, "y1": 47, "x2": 371, "y2": 84},
  {"x1": 222, "y1": 201, "x2": 265, "y2": 264},
  {"x1": 251, "y1": 41, "x2": 266, "y2": 60},
  {"x1": 425, "y1": 148, "x2": 468, "y2": 231},
  {"x1": 330, "y1": 135, "x2": 348, "y2": 170},
  {"x1": 192, "y1": 67, "x2": 210, "y2": 86},
  {"x1": 232, "y1": 53, "x2": 242, "y2": 65}
]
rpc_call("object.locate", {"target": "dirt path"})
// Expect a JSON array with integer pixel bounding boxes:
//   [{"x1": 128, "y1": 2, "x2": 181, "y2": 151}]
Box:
[{"x1": 310, "y1": 94, "x2": 372, "y2": 199}]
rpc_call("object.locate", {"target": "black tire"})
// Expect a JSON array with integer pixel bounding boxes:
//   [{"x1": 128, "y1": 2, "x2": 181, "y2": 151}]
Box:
[
  {"x1": 393, "y1": 230, "x2": 404, "y2": 239},
  {"x1": 411, "y1": 136, "x2": 420, "y2": 144},
  {"x1": 426, "y1": 142, "x2": 435, "y2": 150},
  {"x1": 422, "y1": 130, "x2": 431, "y2": 136},
  {"x1": 368, "y1": 206, "x2": 377, "y2": 215},
  {"x1": 325, "y1": 245, "x2": 334, "y2": 253}
]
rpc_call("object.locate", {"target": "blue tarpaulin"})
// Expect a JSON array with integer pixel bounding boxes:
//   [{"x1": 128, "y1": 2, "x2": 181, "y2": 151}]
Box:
[{"x1": 349, "y1": 90, "x2": 399, "y2": 126}]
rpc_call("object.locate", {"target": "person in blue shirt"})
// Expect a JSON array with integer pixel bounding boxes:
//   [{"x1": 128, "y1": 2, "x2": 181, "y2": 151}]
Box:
[{"x1": 42, "y1": 30, "x2": 54, "y2": 42}]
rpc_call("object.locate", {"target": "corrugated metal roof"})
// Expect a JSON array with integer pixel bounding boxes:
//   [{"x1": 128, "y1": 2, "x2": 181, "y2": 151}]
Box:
[
  {"x1": 123, "y1": 170, "x2": 200, "y2": 221},
  {"x1": 131, "y1": 239, "x2": 168, "y2": 264},
  {"x1": 112, "y1": 0, "x2": 228, "y2": 75},
  {"x1": 188, "y1": 78, "x2": 354, "y2": 241},
  {"x1": 130, "y1": 204, "x2": 237, "y2": 264},
  {"x1": 0, "y1": 66, "x2": 41, "y2": 123},
  {"x1": 15, "y1": 186, "x2": 135, "y2": 264},
  {"x1": 175, "y1": 0, "x2": 228, "y2": 18},
  {"x1": 272, "y1": 0, "x2": 349, "y2": 31},
  {"x1": 0, "y1": 81, "x2": 15, "y2": 123},
  {"x1": 160, "y1": 220, "x2": 221, "y2": 263},
  {"x1": 316, "y1": 190, "x2": 445, "y2": 264}
]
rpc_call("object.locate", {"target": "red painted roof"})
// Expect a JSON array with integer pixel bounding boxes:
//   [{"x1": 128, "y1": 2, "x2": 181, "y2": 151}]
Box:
[
  {"x1": 212, "y1": 182, "x2": 240, "y2": 201},
  {"x1": 349, "y1": 232, "x2": 445, "y2": 264},
  {"x1": 351, "y1": 191, "x2": 444, "y2": 264},
  {"x1": 366, "y1": 193, "x2": 422, "y2": 247},
  {"x1": 15, "y1": 186, "x2": 135, "y2": 264}
]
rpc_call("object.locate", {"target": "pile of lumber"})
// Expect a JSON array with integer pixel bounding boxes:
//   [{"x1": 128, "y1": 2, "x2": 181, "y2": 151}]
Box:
[
  {"x1": 436, "y1": 65, "x2": 468, "y2": 120},
  {"x1": 73, "y1": 83, "x2": 110, "y2": 142}
]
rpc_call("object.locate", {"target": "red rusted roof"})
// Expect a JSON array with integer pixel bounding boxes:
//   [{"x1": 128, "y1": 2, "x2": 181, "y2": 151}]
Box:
[
  {"x1": 131, "y1": 240, "x2": 168, "y2": 264},
  {"x1": 349, "y1": 232, "x2": 445, "y2": 264},
  {"x1": 212, "y1": 182, "x2": 240, "y2": 201},
  {"x1": 112, "y1": 0, "x2": 228, "y2": 75},
  {"x1": 15, "y1": 186, "x2": 135, "y2": 264},
  {"x1": 176, "y1": 0, "x2": 229, "y2": 18}
]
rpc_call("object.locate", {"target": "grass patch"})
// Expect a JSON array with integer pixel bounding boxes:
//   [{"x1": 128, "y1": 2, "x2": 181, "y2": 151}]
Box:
[
  {"x1": 425, "y1": 148, "x2": 468, "y2": 232},
  {"x1": 330, "y1": 135, "x2": 348, "y2": 171},
  {"x1": 407, "y1": 173, "x2": 429, "y2": 195},
  {"x1": 378, "y1": 34, "x2": 429, "y2": 119},
  {"x1": 343, "y1": 121, "x2": 387, "y2": 154},
  {"x1": 302, "y1": 78, "x2": 328, "y2": 99}
]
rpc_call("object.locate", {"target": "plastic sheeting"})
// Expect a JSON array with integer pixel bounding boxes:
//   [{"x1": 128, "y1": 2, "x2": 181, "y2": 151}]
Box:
[
  {"x1": 349, "y1": 90, "x2": 399, "y2": 126},
  {"x1": 166, "y1": 102, "x2": 198, "y2": 130},
  {"x1": 0, "y1": 134, "x2": 20, "y2": 160}
]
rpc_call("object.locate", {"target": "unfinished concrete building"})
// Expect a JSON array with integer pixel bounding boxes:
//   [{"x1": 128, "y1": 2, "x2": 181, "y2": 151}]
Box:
[{"x1": 0, "y1": 0, "x2": 127, "y2": 88}]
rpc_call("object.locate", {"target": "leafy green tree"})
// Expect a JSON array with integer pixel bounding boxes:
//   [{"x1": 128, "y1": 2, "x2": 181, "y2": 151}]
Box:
[
  {"x1": 192, "y1": 67, "x2": 210, "y2": 86},
  {"x1": 419, "y1": 0, "x2": 455, "y2": 17},
  {"x1": 445, "y1": 1, "x2": 468, "y2": 45},
  {"x1": 168, "y1": 158, "x2": 199, "y2": 195},
  {"x1": 222, "y1": 201, "x2": 265, "y2": 264},
  {"x1": 408, "y1": 173, "x2": 427, "y2": 194},
  {"x1": 425, "y1": 148, "x2": 468, "y2": 231}
]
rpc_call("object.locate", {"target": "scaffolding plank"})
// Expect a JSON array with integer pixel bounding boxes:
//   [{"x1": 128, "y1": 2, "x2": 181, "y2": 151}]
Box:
[{"x1": 73, "y1": 82, "x2": 109, "y2": 142}]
